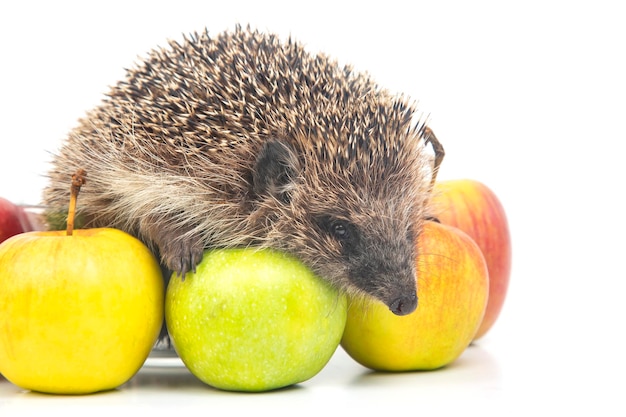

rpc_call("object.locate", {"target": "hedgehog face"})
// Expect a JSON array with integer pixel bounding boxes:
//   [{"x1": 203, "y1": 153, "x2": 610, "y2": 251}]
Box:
[
  {"x1": 312, "y1": 210, "x2": 420, "y2": 316},
  {"x1": 252, "y1": 138, "x2": 429, "y2": 316}
]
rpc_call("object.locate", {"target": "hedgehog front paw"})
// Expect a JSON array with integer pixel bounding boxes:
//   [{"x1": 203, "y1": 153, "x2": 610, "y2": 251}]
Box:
[{"x1": 160, "y1": 237, "x2": 205, "y2": 278}]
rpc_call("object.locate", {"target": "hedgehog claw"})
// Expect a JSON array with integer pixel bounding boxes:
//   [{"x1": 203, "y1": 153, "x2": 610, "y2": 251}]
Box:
[
  {"x1": 158, "y1": 236, "x2": 204, "y2": 280},
  {"x1": 174, "y1": 249, "x2": 203, "y2": 280}
]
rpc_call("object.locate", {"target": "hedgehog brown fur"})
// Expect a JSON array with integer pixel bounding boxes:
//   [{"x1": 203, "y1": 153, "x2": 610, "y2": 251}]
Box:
[{"x1": 43, "y1": 25, "x2": 444, "y2": 316}]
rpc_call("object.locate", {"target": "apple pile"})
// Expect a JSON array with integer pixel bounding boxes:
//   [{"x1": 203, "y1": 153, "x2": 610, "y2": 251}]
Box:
[
  {"x1": 0, "y1": 173, "x2": 510, "y2": 392},
  {"x1": 341, "y1": 179, "x2": 511, "y2": 371},
  {"x1": 0, "y1": 170, "x2": 164, "y2": 394},
  {"x1": 163, "y1": 177, "x2": 510, "y2": 382}
]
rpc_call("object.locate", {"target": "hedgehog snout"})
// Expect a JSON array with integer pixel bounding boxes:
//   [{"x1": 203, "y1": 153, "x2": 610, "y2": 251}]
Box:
[{"x1": 388, "y1": 292, "x2": 418, "y2": 316}]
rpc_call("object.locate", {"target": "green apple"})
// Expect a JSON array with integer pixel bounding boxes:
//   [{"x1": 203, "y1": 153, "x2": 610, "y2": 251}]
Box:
[{"x1": 165, "y1": 248, "x2": 347, "y2": 392}]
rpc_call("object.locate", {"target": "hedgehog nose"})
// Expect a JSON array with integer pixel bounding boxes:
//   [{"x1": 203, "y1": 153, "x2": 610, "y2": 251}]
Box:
[{"x1": 389, "y1": 293, "x2": 418, "y2": 316}]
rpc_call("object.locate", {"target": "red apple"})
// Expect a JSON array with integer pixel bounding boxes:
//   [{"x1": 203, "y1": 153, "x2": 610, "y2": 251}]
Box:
[
  {"x1": 0, "y1": 197, "x2": 33, "y2": 243},
  {"x1": 340, "y1": 221, "x2": 489, "y2": 371},
  {"x1": 431, "y1": 179, "x2": 511, "y2": 340}
]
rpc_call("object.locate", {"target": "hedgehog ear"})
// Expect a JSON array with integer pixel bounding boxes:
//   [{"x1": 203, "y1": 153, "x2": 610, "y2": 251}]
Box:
[{"x1": 252, "y1": 139, "x2": 300, "y2": 203}]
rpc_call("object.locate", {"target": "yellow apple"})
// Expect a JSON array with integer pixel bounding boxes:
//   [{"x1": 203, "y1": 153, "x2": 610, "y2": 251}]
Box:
[
  {"x1": 166, "y1": 248, "x2": 347, "y2": 392},
  {"x1": 0, "y1": 228, "x2": 164, "y2": 394},
  {"x1": 0, "y1": 169, "x2": 164, "y2": 394},
  {"x1": 340, "y1": 221, "x2": 489, "y2": 371},
  {"x1": 431, "y1": 179, "x2": 511, "y2": 340}
]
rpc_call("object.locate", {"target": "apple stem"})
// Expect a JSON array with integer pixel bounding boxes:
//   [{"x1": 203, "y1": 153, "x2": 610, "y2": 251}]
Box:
[{"x1": 66, "y1": 169, "x2": 87, "y2": 236}]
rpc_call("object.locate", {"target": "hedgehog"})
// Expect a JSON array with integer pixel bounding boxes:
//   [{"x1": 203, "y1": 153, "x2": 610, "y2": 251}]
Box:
[{"x1": 43, "y1": 25, "x2": 444, "y2": 317}]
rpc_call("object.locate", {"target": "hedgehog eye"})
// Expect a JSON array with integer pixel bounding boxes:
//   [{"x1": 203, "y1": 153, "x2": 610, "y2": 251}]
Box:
[
  {"x1": 316, "y1": 216, "x2": 357, "y2": 245},
  {"x1": 331, "y1": 221, "x2": 350, "y2": 240}
]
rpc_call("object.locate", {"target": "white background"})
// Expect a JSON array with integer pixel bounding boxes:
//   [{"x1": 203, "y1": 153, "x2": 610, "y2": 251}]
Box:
[{"x1": 1, "y1": 0, "x2": 625, "y2": 415}]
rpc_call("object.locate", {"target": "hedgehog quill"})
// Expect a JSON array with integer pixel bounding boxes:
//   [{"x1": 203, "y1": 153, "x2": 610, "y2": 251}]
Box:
[{"x1": 43, "y1": 25, "x2": 444, "y2": 318}]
